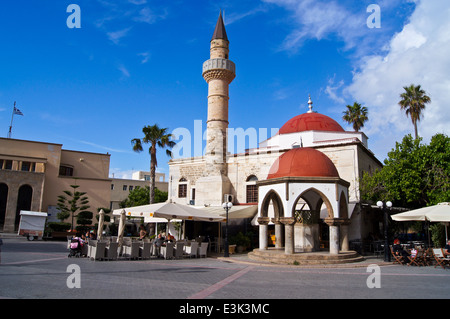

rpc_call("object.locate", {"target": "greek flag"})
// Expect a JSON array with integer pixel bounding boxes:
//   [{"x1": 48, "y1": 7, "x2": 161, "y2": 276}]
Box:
[{"x1": 13, "y1": 106, "x2": 23, "y2": 116}]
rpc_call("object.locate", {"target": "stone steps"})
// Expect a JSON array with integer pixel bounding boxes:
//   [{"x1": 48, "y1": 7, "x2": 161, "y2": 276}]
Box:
[{"x1": 248, "y1": 249, "x2": 365, "y2": 265}]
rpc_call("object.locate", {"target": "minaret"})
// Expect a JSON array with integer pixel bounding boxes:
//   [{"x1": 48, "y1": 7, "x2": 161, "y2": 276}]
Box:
[
  {"x1": 202, "y1": 11, "x2": 236, "y2": 174},
  {"x1": 196, "y1": 12, "x2": 235, "y2": 206}
]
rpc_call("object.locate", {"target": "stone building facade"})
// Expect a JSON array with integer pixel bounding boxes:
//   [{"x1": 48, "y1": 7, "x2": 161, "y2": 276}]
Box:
[{"x1": 0, "y1": 137, "x2": 111, "y2": 232}]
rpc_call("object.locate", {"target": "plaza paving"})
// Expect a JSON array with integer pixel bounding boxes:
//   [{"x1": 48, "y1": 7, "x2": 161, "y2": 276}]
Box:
[{"x1": 1, "y1": 235, "x2": 450, "y2": 302}]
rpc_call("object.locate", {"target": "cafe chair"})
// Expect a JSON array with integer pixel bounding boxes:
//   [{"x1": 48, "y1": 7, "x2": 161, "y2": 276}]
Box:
[
  {"x1": 433, "y1": 248, "x2": 450, "y2": 269},
  {"x1": 174, "y1": 241, "x2": 185, "y2": 259},
  {"x1": 123, "y1": 241, "x2": 140, "y2": 260},
  {"x1": 90, "y1": 241, "x2": 106, "y2": 261},
  {"x1": 198, "y1": 242, "x2": 208, "y2": 258},
  {"x1": 390, "y1": 246, "x2": 405, "y2": 265},
  {"x1": 161, "y1": 242, "x2": 174, "y2": 259},
  {"x1": 407, "y1": 249, "x2": 422, "y2": 266},
  {"x1": 184, "y1": 241, "x2": 199, "y2": 258},
  {"x1": 105, "y1": 242, "x2": 118, "y2": 261},
  {"x1": 139, "y1": 241, "x2": 152, "y2": 260}
]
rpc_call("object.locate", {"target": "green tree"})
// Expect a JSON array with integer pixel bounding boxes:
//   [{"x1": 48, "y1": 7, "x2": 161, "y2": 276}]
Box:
[
  {"x1": 360, "y1": 133, "x2": 450, "y2": 209},
  {"x1": 342, "y1": 102, "x2": 368, "y2": 132},
  {"x1": 131, "y1": 125, "x2": 175, "y2": 204},
  {"x1": 398, "y1": 84, "x2": 431, "y2": 139},
  {"x1": 119, "y1": 186, "x2": 168, "y2": 208},
  {"x1": 57, "y1": 184, "x2": 92, "y2": 231}
]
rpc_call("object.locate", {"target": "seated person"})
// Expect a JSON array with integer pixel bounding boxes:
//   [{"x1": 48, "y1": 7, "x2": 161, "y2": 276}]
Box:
[
  {"x1": 154, "y1": 234, "x2": 164, "y2": 247},
  {"x1": 393, "y1": 238, "x2": 409, "y2": 263},
  {"x1": 444, "y1": 240, "x2": 450, "y2": 256},
  {"x1": 166, "y1": 233, "x2": 175, "y2": 242}
]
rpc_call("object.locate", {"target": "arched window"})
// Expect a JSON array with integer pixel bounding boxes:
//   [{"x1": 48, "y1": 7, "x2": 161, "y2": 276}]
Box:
[
  {"x1": 246, "y1": 175, "x2": 258, "y2": 203},
  {"x1": 178, "y1": 178, "x2": 187, "y2": 198}
]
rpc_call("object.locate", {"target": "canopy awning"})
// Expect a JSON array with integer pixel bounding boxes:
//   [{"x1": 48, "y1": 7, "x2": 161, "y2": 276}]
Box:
[
  {"x1": 112, "y1": 203, "x2": 180, "y2": 223},
  {"x1": 200, "y1": 204, "x2": 258, "y2": 219},
  {"x1": 391, "y1": 202, "x2": 450, "y2": 222},
  {"x1": 113, "y1": 202, "x2": 225, "y2": 223}
]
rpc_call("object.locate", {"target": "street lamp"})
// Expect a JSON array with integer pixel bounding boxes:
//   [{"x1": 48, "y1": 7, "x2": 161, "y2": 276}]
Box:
[
  {"x1": 377, "y1": 200, "x2": 392, "y2": 262},
  {"x1": 222, "y1": 201, "x2": 233, "y2": 257}
]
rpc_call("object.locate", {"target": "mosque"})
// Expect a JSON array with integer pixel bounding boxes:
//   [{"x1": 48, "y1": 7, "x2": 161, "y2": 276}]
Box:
[{"x1": 168, "y1": 13, "x2": 383, "y2": 263}]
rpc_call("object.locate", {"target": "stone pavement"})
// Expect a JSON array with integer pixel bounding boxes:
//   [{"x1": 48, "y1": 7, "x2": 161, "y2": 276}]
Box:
[{"x1": 1, "y1": 233, "x2": 450, "y2": 301}]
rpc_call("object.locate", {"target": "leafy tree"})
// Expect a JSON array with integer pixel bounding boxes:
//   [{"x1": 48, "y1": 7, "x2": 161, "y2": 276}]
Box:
[
  {"x1": 398, "y1": 84, "x2": 431, "y2": 139},
  {"x1": 57, "y1": 184, "x2": 92, "y2": 231},
  {"x1": 119, "y1": 186, "x2": 168, "y2": 208},
  {"x1": 131, "y1": 125, "x2": 175, "y2": 204},
  {"x1": 342, "y1": 102, "x2": 368, "y2": 132},
  {"x1": 360, "y1": 133, "x2": 450, "y2": 209}
]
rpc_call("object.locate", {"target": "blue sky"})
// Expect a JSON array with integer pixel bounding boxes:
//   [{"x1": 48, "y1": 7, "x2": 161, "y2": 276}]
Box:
[{"x1": 0, "y1": 0, "x2": 448, "y2": 179}]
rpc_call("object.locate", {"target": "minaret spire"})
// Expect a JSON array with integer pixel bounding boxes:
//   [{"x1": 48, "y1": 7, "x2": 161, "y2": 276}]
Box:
[{"x1": 212, "y1": 10, "x2": 228, "y2": 41}]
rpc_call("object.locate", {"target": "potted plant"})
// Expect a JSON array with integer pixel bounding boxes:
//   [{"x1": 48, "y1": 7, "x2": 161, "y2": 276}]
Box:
[{"x1": 230, "y1": 232, "x2": 251, "y2": 253}]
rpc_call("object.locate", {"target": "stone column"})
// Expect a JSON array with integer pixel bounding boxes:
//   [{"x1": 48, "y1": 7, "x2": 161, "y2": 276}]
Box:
[
  {"x1": 257, "y1": 217, "x2": 270, "y2": 251},
  {"x1": 324, "y1": 218, "x2": 344, "y2": 255},
  {"x1": 340, "y1": 219, "x2": 351, "y2": 252},
  {"x1": 280, "y1": 217, "x2": 296, "y2": 255},
  {"x1": 272, "y1": 218, "x2": 284, "y2": 249}
]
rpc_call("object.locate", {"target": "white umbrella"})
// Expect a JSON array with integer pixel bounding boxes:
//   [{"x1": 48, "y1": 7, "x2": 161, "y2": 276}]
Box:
[
  {"x1": 391, "y1": 202, "x2": 450, "y2": 244},
  {"x1": 113, "y1": 202, "x2": 225, "y2": 222},
  {"x1": 150, "y1": 203, "x2": 225, "y2": 222},
  {"x1": 391, "y1": 202, "x2": 450, "y2": 222},
  {"x1": 112, "y1": 203, "x2": 178, "y2": 223},
  {"x1": 97, "y1": 209, "x2": 105, "y2": 240},
  {"x1": 117, "y1": 209, "x2": 126, "y2": 248}
]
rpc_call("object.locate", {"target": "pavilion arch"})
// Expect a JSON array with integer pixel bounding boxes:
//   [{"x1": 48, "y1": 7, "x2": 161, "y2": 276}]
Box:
[
  {"x1": 291, "y1": 187, "x2": 334, "y2": 220},
  {"x1": 260, "y1": 190, "x2": 284, "y2": 219}
]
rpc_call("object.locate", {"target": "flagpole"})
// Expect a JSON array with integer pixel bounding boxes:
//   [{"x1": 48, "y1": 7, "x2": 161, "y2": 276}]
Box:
[{"x1": 7, "y1": 101, "x2": 16, "y2": 139}]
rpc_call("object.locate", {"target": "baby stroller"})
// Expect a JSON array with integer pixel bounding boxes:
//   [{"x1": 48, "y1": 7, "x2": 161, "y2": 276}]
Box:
[{"x1": 68, "y1": 237, "x2": 82, "y2": 258}]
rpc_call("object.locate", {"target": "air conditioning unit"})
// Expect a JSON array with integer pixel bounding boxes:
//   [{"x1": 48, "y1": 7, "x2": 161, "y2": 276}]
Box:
[{"x1": 224, "y1": 194, "x2": 234, "y2": 203}]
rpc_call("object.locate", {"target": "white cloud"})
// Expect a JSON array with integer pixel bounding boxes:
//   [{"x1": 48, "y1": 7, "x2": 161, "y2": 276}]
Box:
[
  {"x1": 346, "y1": 0, "x2": 450, "y2": 159},
  {"x1": 224, "y1": 5, "x2": 268, "y2": 25},
  {"x1": 325, "y1": 76, "x2": 345, "y2": 104},
  {"x1": 138, "y1": 52, "x2": 150, "y2": 64},
  {"x1": 107, "y1": 27, "x2": 132, "y2": 44},
  {"x1": 109, "y1": 168, "x2": 135, "y2": 179},
  {"x1": 263, "y1": 0, "x2": 366, "y2": 53},
  {"x1": 118, "y1": 65, "x2": 131, "y2": 78},
  {"x1": 133, "y1": 7, "x2": 157, "y2": 24}
]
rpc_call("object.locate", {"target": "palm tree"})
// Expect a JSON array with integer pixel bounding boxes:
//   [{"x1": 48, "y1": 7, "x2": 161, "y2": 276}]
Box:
[
  {"x1": 398, "y1": 84, "x2": 431, "y2": 139},
  {"x1": 131, "y1": 124, "x2": 175, "y2": 204},
  {"x1": 342, "y1": 102, "x2": 369, "y2": 132}
]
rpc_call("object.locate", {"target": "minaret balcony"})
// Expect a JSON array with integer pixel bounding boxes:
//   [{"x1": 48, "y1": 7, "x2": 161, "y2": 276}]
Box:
[{"x1": 202, "y1": 58, "x2": 236, "y2": 83}]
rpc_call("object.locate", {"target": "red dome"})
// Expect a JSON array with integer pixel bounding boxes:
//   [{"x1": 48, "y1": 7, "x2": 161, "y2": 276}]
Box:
[
  {"x1": 279, "y1": 112, "x2": 344, "y2": 134},
  {"x1": 267, "y1": 148, "x2": 339, "y2": 179}
]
